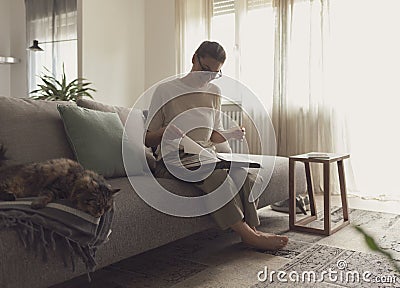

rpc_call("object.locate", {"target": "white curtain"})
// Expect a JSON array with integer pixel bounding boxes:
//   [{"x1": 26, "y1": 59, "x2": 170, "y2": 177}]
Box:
[
  {"x1": 178, "y1": 0, "x2": 400, "y2": 201},
  {"x1": 326, "y1": 0, "x2": 400, "y2": 201},
  {"x1": 270, "y1": 0, "x2": 357, "y2": 194},
  {"x1": 175, "y1": 0, "x2": 212, "y2": 74},
  {"x1": 272, "y1": 0, "x2": 400, "y2": 201},
  {"x1": 26, "y1": 0, "x2": 77, "y2": 93},
  {"x1": 210, "y1": 0, "x2": 277, "y2": 155},
  {"x1": 240, "y1": 1, "x2": 276, "y2": 156}
]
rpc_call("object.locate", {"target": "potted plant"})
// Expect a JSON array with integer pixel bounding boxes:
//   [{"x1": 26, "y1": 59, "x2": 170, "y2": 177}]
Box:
[{"x1": 30, "y1": 64, "x2": 96, "y2": 102}]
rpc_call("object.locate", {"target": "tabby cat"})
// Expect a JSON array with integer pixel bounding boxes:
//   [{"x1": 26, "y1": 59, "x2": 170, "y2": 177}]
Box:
[{"x1": 0, "y1": 145, "x2": 120, "y2": 217}]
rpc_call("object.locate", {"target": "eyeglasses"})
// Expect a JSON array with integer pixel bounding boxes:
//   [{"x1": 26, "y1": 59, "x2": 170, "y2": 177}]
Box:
[{"x1": 197, "y1": 54, "x2": 222, "y2": 79}]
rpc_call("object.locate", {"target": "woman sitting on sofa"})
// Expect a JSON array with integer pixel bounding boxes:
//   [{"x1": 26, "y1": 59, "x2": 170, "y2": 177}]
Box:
[{"x1": 145, "y1": 41, "x2": 288, "y2": 251}]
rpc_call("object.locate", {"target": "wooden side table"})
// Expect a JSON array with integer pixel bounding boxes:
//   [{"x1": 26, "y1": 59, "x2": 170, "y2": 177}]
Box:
[{"x1": 289, "y1": 153, "x2": 350, "y2": 236}]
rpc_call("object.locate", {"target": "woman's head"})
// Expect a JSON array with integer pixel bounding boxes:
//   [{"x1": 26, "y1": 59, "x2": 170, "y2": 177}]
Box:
[
  {"x1": 192, "y1": 41, "x2": 226, "y2": 81},
  {"x1": 195, "y1": 41, "x2": 226, "y2": 64}
]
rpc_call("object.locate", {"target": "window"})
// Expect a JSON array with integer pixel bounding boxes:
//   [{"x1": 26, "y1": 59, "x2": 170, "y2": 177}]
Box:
[
  {"x1": 26, "y1": 0, "x2": 78, "y2": 93},
  {"x1": 211, "y1": 0, "x2": 275, "y2": 108}
]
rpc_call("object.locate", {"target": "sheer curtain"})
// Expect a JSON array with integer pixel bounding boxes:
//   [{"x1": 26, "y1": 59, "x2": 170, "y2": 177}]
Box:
[
  {"x1": 178, "y1": 0, "x2": 400, "y2": 201},
  {"x1": 240, "y1": 1, "x2": 276, "y2": 155},
  {"x1": 327, "y1": 0, "x2": 400, "y2": 201},
  {"x1": 271, "y1": 0, "x2": 356, "y2": 194},
  {"x1": 26, "y1": 0, "x2": 77, "y2": 93},
  {"x1": 175, "y1": 0, "x2": 212, "y2": 74},
  {"x1": 273, "y1": 0, "x2": 400, "y2": 200},
  {"x1": 210, "y1": 0, "x2": 277, "y2": 155}
]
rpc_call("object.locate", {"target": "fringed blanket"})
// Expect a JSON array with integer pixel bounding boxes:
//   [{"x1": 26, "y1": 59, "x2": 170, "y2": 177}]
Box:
[{"x1": 0, "y1": 198, "x2": 113, "y2": 279}]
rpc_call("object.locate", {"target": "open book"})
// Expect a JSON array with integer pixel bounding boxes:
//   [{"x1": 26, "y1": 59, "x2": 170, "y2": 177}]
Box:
[{"x1": 164, "y1": 135, "x2": 261, "y2": 169}]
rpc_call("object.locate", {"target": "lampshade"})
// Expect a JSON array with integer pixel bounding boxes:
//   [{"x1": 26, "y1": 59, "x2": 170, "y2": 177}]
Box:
[{"x1": 28, "y1": 40, "x2": 43, "y2": 51}]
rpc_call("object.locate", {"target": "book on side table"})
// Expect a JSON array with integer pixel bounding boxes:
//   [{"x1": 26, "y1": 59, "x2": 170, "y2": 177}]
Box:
[{"x1": 306, "y1": 152, "x2": 331, "y2": 159}]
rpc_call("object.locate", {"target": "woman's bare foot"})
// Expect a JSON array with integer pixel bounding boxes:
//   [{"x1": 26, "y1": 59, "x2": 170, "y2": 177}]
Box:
[
  {"x1": 252, "y1": 227, "x2": 274, "y2": 236},
  {"x1": 241, "y1": 231, "x2": 288, "y2": 250},
  {"x1": 232, "y1": 221, "x2": 288, "y2": 251}
]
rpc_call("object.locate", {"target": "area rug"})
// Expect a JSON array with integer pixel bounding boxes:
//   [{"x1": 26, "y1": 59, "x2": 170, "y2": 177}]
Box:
[
  {"x1": 251, "y1": 207, "x2": 400, "y2": 288},
  {"x1": 53, "y1": 206, "x2": 400, "y2": 288}
]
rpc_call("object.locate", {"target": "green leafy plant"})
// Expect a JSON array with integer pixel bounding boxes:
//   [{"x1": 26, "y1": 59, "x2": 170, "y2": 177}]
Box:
[
  {"x1": 30, "y1": 65, "x2": 96, "y2": 102},
  {"x1": 354, "y1": 225, "x2": 400, "y2": 273}
]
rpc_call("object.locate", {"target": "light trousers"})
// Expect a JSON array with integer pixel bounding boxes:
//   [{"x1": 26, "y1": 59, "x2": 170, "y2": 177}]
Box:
[{"x1": 154, "y1": 159, "x2": 260, "y2": 230}]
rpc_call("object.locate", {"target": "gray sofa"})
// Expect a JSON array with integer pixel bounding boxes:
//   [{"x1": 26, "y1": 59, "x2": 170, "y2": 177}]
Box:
[{"x1": 0, "y1": 96, "x2": 306, "y2": 288}]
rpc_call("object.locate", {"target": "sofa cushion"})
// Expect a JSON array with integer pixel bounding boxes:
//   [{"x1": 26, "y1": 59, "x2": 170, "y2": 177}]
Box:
[
  {"x1": 76, "y1": 98, "x2": 156, "y2": 172},
  {"x1": 57, "y1": 105, "x2": 145, "y2": 178},
  {"x1": 76, "y1": 98, "x2": 130, "y2": 125},
  {"x1": 0, "y1": 96, "x2": 75, "y2": 166}
]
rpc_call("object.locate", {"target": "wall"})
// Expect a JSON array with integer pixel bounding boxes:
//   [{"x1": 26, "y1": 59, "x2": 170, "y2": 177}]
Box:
[
  {"x1": 82, "y1": 0, "x2": 145, "y2": 108},
  {"x1": 144, "y1": 0, "x2": 176, "y2": 91},
  {"x1": 0, "y1": 0, "x2": 11, "y2": 97},
  {"x1": 1, "y1": 0, "x2": 177, "y2": 103},
  {"x1": 10, "y1": 0, "x2": 27, "y2": 98},
  {"x1": 0, "y1": 0, "x2": 27, "y2": 98}
]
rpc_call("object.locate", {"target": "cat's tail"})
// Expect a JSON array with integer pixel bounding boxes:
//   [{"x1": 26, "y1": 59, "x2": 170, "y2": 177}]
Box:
[{"x1": 0, "y1": 144, "x2": 7, "y2": 167}]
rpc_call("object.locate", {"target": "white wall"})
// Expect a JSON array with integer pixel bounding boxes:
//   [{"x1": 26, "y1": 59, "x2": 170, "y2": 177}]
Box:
[
  {"x1": 144, "y1": 0, "x2": 176, "y2": 91},
  {"x1": 0, "y1": 0, "x2": 11, "y2": 97},
  {"x1": 1, "y1": 0, "x2": 177, "y2": 103},
  {"x1": 0, "y1": 0, "x2": 27, "y2": 98},
  {"x1": 10, "y1": 0, "x2": 27, "y2": 98},
  {"x1": 82, "y1": 0, "x2": 145, "y2": 107},
  {"x1": 82, "y1": 0, "x2": 177, "y2": 107}
]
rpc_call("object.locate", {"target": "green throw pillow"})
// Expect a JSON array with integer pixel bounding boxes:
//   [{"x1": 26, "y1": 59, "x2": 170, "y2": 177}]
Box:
[{"x1": 57, "y1": 104, "x2": 144, "y2": 178}]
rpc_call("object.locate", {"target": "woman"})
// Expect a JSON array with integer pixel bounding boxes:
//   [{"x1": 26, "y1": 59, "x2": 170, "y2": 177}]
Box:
[{"x1": 145, "y1": 41, "x2": 288, "y2": 250}]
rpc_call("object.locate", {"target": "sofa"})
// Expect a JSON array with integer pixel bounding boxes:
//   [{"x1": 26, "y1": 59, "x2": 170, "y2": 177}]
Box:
[{"x1": 0, "y1": 96, "x2": 306, "y2": 288}]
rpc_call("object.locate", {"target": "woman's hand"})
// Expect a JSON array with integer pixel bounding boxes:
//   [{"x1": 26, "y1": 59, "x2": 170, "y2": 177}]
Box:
[
  {"x1": 224, "y1": 126, "x2": 246, "y2": 141},
  {"x1": 163, "y1": 124, "x2": 185, "y2": 140},
  {"x1": 210, "y1": 126, "x2": 246, "y2": 144},
  {"x1": 145, "y1": 124, "x2": 184, "y2": 147}
]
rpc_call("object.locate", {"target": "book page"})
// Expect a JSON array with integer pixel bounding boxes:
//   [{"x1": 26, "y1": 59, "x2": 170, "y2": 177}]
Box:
[{"x1": 180, "y1": 135, "x2": 215, "y2": 158}]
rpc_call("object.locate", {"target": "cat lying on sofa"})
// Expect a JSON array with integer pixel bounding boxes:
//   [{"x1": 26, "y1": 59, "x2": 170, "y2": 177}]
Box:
[{"x1": 0, "y1": 144, "x2": 120, "y2": 217}]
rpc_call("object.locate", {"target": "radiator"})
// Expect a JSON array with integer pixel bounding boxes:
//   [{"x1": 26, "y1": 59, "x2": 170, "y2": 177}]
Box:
[
  {"x1": 221, "y1": 103, "x2": 264, "y2": 154},
  {"x1": 221, "y1": 103, "x2": 244, "y2": 153}
]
